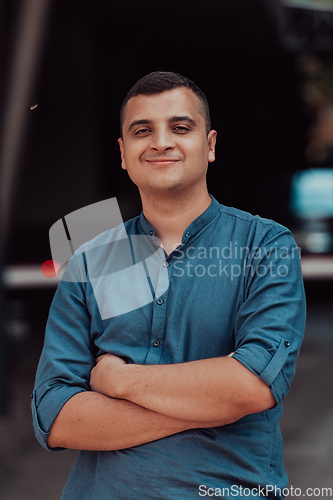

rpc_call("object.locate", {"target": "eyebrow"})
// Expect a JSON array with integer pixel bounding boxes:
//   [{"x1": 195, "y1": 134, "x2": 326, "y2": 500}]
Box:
[
  {"x1": 128, "y1": 119, "x2": 153, "y2": 132},
  {"x1": 168, "y1": 115, "x2": 197, "y2": 127},
  {"x1": 128, "y1": 115, "x2": 197, "y2": 133}
]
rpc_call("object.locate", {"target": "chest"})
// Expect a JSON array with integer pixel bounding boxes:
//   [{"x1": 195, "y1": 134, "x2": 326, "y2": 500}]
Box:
[{"x1": 86, "y1": 246, "x2": 247, "y2": 365}]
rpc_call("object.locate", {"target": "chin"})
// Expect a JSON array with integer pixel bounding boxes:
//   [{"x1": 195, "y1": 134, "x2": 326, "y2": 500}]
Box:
[{"x1": 146, "y1": 181, "x2": 185, "y2": 193}]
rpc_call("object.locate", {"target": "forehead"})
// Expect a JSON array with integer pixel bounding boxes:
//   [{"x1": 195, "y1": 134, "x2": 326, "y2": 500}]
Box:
[{"x1": 123, "y1": 87, "x2": 205, "y2": 126}]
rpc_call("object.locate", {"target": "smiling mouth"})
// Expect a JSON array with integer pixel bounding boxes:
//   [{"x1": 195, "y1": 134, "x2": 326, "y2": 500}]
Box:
[{"x1": 145, "y1": 159, "x2": 181, "y2": 165}]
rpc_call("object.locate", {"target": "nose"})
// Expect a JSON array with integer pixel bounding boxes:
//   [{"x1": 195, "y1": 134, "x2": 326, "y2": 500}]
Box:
[{"x1": 150, "y1": 127, "x2": 175, "y2": 152}]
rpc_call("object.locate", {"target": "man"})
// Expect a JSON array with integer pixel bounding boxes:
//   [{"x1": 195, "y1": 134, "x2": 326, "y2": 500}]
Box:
[{"x1": 32, "y1": 71, "x2": 306, "y2": 499}]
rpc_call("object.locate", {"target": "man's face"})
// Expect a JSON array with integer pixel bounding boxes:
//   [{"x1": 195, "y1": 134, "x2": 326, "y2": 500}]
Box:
[{"x1": 118, "y1": 87, "x2": 216, "y2": 197}]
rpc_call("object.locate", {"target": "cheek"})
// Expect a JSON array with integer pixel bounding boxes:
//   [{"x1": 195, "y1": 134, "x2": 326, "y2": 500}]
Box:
[
  {"x1": 124, "y1": 142, "x2": 147, "y2": 163},
  {"x1": 189, "y1": 142, "x2": 209, "y2": 164},
  {"x1": 185, "y1": 135, "x2": 208, "y2": 153}
]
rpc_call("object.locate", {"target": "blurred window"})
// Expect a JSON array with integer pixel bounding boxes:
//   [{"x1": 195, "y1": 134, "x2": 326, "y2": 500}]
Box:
[{"x1": 290, "y1": 169, "x2": 333, "y2": 218}]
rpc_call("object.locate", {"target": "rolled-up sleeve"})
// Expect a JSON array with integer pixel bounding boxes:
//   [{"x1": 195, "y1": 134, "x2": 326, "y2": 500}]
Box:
[
  {"x1": 31, "y1": 254, "x2": 95, "y2": 450},
  {"x1": 232, "y1": 227, "x2": 306, "y2": 404}
]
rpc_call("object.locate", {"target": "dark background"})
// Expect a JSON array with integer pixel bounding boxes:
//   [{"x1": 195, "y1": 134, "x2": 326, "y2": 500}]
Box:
[
  {"x1": 0, "y1": 1, "x2": 332, "y2": 498},
  {"x1": 2, "y1": 0, "x2": 310, "y2": 264}
]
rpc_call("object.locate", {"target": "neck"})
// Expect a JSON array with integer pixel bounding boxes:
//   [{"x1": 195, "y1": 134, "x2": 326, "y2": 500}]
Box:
[{"x1": 140, "y1": 188, "x2": 211, "y2": 254}]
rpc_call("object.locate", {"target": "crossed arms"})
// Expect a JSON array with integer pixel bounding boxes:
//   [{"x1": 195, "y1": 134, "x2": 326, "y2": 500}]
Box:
[
  {"x1": 44, "y1": 229, "x2": 305, "y2": 452},
  {"x1": 47, "y1": 353, "x2": 275, "y2": 451}
]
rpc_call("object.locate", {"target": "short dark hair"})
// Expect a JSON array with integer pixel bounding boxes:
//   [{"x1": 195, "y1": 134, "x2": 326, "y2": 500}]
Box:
[{"x1": 120, "y1": 71, "x2": 211, "y2": 137}]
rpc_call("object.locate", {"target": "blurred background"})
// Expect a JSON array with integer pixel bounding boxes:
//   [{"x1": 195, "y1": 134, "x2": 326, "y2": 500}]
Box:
[{"x1": 0, "y1": 0, "x2": 332, "y2": 498}]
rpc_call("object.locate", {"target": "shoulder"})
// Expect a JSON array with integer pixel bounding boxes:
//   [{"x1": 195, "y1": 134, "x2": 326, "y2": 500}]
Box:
[
  {"x1": 215, "y1": 201, "x2": 293, "y2": 245},
  {"x1": 61, "y1": 215, "x2": 142, "y2": 282},
  {"x1": 218, "y1": 203, "x2": 287, "y2": 232}
]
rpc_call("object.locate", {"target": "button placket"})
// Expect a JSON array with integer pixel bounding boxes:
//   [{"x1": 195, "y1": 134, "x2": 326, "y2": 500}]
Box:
[{"x1": 144, "y1": 251, "x2": 170, "y2": 364}]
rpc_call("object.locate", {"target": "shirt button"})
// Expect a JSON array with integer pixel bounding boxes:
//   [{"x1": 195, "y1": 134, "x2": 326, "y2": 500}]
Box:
[
  {"x1": 153, "y1": 340, "x2": 160, "y2": 347},
  {"x1": 162, "y1": 261, "x2": 169, "y2": 268},
  {"x1": 149, "y1": 230, "x2": 153, "y2": 236},
  {"x1": 157, "y1": 298, "x2": 163, "y2": 305},
  {"x1": 284, "y1": 341, "x2": 290, "y2": 348},
  {"x1": 185, "y1": 232, "x2": 190, "y2": 237}
]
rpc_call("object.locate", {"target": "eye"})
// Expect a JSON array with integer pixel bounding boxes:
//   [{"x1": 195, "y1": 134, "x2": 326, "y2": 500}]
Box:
[
  {"x1": 173, "y1": 126, "x2": 190, "y2": 133},
  {"x1": 134, "y1": 128, "x2": 151, "y2": 135}
]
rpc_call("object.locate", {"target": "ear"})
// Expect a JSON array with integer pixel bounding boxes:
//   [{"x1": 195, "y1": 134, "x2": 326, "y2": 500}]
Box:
[
  {"x1": 207, "y1": 130, "x2": 217, "y2": 163},
  {"x1": 118, "y1": 138, "x2": 127, "y2": 170}
]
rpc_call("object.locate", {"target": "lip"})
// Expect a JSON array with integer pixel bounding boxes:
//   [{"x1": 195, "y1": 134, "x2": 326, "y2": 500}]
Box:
[{"x1": 145, "y1": 159, "x2": 180, "y2": 165}]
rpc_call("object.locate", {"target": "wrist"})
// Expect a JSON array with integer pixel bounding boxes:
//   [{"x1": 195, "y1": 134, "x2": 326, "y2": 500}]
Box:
[{"x1": 113, "y1": 363, "x2": 138, "y2": 400}]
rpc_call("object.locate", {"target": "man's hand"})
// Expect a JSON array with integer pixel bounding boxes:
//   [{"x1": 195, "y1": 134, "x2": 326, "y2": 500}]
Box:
[{"x1": 90, "y1": 353, "x2": 127, "y2": 398}]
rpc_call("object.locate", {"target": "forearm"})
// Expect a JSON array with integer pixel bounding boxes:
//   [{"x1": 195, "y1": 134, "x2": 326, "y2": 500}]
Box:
[
  {"x1": 109, "y1": 356, "x2": 275, "y2": 422},
  {"x1": 47, "y1": 390, "x2": 234, "y2": 451}
]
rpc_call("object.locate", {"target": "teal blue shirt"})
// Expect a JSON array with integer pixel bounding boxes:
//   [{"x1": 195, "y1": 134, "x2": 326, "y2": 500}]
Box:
[{"x1": 32, "y1": 196, "x2": 306, "y2": 499}]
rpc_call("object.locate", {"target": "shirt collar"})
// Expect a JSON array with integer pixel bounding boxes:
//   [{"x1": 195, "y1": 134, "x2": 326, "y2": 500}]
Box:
[{"x1": 139, "y1": 195, "x2": 220, "y2": 242}]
